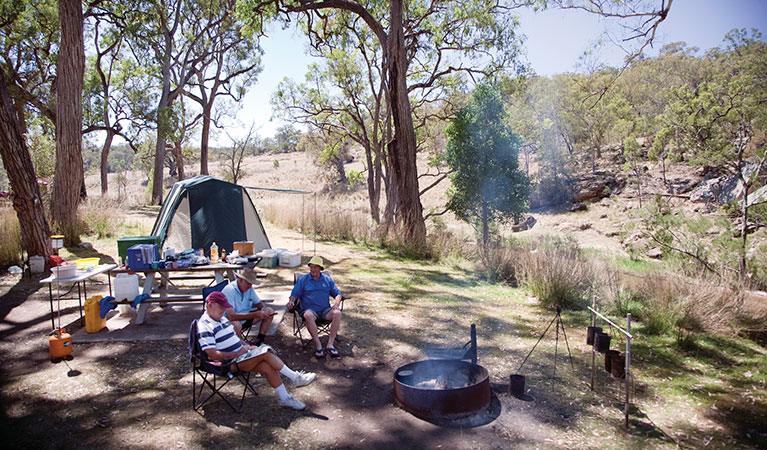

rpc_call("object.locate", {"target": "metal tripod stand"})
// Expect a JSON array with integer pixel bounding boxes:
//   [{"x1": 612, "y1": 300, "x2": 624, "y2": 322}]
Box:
[{"x1": 517, "y1": 305, "x2": 574, "y2": 377}]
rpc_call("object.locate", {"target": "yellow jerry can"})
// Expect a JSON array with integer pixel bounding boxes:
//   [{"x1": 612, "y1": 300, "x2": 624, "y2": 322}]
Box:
[{"x1": 84, "y1": 295, "x2": 106, "y2": 333}]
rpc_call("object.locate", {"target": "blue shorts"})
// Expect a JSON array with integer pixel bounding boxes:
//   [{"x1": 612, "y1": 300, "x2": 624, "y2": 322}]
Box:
[{"x1": 302, "y1": 307, "x2": 333, "y2": 321}]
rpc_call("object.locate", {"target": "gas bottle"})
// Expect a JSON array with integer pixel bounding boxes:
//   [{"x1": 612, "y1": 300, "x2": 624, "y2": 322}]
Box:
[
  {"x1": 49, "y1": 328, "x2": 72, "y2": 359},
  {"x1": 210, "y1": 242, "x2": 219, "y2": 263}
]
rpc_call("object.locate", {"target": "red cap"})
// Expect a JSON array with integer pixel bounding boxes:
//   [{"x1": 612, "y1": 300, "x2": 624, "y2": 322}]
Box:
[{"x1": 205, "y1": 291, "x2": 232, "y2": 309}]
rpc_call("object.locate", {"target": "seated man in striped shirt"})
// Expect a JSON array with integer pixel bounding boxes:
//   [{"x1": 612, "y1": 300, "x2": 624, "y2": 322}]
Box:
[{"x1": 197, "y1": 291, "x2": 315, "y2": 410}]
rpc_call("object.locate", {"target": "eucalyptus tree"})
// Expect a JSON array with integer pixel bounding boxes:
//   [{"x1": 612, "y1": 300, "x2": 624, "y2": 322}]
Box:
[
  {"x1": 240, "y1": 0, "x2": 671, "y2": 249},
  {"x1": 83, "y1": 4, "x2": 154, "y2": 194},
  {"x1": 50, "y1": 0, "x2": 86, "y2": 242},
  {"x1": 181, "y1": 0, "x2": 263, "y2": 176},
  {"x1": 272, "y1": 23, "x2": 390, "y2": 223},
  {"x1": 0, "y1": 65, "x2": 52, "y2": 260},
  {"x1": 0, "y1": 0, "x2": 86, "y2": 239},
  {"x1": 0, "y1": 0, "x2": 58, "y2": 129},
  {"x1": 658, "y1": 30, "x2": 767, "y2": 282},
  {"x1": 122, "y1": 0, "x2": 233, "y2": 204},
  {"x1": 241, "y1": 0, "x2": 525, "y2": 249}
]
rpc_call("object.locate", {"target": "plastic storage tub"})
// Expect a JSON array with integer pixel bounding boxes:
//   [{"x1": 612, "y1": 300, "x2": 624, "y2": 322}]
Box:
[
  {"x1": 51, "y1": 265, "x2": 76, "y2": 279},
  {"x1": 279, "y1": 251, "x2": 301, "y2": 268},
  {"x1": 76, "y1": 257, "x2": 99, "y2": 271}
]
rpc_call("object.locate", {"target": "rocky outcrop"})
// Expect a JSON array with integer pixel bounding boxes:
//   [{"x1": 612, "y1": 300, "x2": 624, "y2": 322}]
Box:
[
  {"x1": 689, "y1": 161, "x2": 766, "y2": 205},
  {"x1": 574, "y1": 171, "x2": 626, "y2": 203}
]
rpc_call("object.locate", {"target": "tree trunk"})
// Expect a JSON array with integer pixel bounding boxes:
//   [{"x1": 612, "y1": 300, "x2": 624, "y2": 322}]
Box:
[
  {"x1": 52, "y1": 0, "x2": 85, "y2": 244},
  {"x1": 152, "y1": 77, "x2": 171, "y2": 204},
  {"x1": 200, "y1": 103, "x2": 212, "y2": 175},
  {"x1": 100, "y1": 130, "x2": 115, "y2": 194},
  {"x1": 173, "y1": 139, "x2": 185, "y2": 181},
  {"x1": 0, "y1": 71, "x2": 52, "y2": 260},
  {"x1": 385, "y1": 0, "x2": 426, "y2": 248},
  {"x1": 481, "y1": 201, "x2": 489, "y2": 254}
]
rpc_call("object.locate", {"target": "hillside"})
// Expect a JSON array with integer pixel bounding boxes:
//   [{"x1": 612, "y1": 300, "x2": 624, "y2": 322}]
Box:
[{"x1": 85, "y1": 147, "x2": 765, "y2": 266}]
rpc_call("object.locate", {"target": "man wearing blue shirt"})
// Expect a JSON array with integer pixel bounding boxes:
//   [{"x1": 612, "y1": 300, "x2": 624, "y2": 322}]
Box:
[
  {"x1": 287, "y1": 256, "x2": 343, "y2": 358},
  {"x1": 222, "y1": 264, "x2": 274, "y2": 346}
]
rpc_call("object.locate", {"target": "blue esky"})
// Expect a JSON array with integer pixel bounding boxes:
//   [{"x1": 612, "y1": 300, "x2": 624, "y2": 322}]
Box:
[{"x1": 219, "y1": 0, "x2": 767, "y2": 145}]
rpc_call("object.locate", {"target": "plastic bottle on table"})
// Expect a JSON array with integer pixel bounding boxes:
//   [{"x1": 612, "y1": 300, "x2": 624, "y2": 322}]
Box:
[{"x1": 210, "y1": 242, "x2": 219, "y2": 263}]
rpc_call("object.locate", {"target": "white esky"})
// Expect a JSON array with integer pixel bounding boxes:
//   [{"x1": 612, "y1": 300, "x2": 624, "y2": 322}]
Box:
[{"x1": 212, "y1": 0, "x2": 767, "y2": 146}]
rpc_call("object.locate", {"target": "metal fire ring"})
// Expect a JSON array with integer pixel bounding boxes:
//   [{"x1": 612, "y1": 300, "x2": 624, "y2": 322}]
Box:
[{"x1": 393, "y1": 359, "x2": 491, "y2": 420}]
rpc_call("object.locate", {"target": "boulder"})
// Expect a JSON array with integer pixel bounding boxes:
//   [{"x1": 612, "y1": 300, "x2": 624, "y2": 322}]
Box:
[
  {"x1": 574, "y1": 171, "x2": 625, "y2": 203},
  {"x1": 646, "y1": 248, "x2": 663, "y2": 259},
  {"x1": 512, "y1": 215, "x2": 537, "y2": 232},
  {"x1": 569, "y1": 202, "x2": 587, "y2": 212}
]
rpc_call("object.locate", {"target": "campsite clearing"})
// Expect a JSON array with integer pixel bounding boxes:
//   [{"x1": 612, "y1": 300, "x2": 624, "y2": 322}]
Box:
[{"x1": 0, "y1": 223, "x2": 765, "y2": 449}]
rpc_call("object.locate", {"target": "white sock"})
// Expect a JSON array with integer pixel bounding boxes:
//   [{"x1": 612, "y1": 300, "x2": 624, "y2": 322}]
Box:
[
  {"x1": 279, "y1": 365, "x2": 298, "y2": 382},
  {"x1": 275, "y1": 383, "x2": 290, "y2": 401}
]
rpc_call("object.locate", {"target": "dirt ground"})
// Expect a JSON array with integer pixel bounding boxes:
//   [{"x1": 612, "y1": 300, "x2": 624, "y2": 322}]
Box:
[
  {"x1": 0, "y1": 222, "x2": 684, "y2": 450},
  {"x1": 2, "y1": 153, "x2": 764, "y2": 449}
]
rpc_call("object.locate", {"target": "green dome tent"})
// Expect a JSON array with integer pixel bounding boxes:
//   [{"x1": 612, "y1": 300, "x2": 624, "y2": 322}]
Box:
[{"x1": 151, "y1": 175, "x2": 271, "y2": 255}]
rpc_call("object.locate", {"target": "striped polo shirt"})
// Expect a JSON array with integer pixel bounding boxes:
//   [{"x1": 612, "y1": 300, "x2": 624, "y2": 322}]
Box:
[{"x1": 197, "y1": 312, "x2": 243, "y2": 354}]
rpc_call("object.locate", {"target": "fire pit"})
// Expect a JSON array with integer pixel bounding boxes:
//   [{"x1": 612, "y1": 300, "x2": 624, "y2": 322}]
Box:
[{"x1": 394, "y1": 359, "x2": 491, "y2": 420}]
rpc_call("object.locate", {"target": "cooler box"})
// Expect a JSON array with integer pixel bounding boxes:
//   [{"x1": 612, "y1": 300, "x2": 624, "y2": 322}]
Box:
[
  {"x1": 127, "y1": 244, "x2": 158, "y2": 270},
  {"x1": 84, "y1": 295, "x2": 107, "y2": 333},
  {"x1": 118, "y1": 236, "x2": 161, "y2": 265},
  {"x1": 256, "y1": 249, "x2": 278, "y2": 268},
  {"x1": 279, "y1": 251, "x2": 301, "y2": 268}
]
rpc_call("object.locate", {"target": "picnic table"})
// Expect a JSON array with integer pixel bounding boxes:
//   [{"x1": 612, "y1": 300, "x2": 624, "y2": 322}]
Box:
[
  {"x1": 108, "y1": 263, "x2": 266, "y2": 324},
  {"x1": 40, "y1": 264, "x2": 117, "y2": 330}
]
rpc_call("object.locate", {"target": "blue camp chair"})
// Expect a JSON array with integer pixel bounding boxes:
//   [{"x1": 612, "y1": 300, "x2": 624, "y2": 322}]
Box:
[{"x1": 189, "y1": 319, "x2": 258, "y2": 412}]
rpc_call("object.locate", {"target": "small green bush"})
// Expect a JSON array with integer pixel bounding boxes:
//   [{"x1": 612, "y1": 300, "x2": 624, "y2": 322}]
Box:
[
  {"x1": 517, "y1": 240, "x2": 595, "y2": 309},
  {"x1": 610, "y1": 289, "x2": 646, "y2": 320}
]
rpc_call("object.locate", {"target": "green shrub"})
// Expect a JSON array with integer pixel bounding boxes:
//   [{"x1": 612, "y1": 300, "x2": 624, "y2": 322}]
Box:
[
  {"x1": 517, "y1": 239, "x2": 595, "y2": 309},
  {"x1": 610, "y1": 289, "x2": 646, "y2": 320},
  {"x1": 482, "y1": 246, "x2": 519, "y2": 285}
]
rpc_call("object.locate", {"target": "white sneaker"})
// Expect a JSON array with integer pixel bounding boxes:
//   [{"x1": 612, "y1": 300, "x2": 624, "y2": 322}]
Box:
[
  {"x1": 292, "y1": 371, "x2": 316, "y2": 387},
  {"x1": 279, "y1": 395, "x2": 306, "y2": 411}
]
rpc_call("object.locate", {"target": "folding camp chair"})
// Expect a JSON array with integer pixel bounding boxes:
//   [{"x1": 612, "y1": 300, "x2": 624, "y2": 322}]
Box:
[
  {"x1": 425, "y1": 323, "x2": 478, "y2": 364},
  {"x1": 189, "y1": 319, "x2": 258, "y2": 412},
  {"x1": 288, "y1": 271, "x2": 346, "y2": 346}
]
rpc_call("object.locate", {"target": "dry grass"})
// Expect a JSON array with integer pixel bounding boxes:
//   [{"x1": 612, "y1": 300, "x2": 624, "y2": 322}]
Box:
[{"x1": 0, "y1": 208, "x2": 22, "y2": 267}]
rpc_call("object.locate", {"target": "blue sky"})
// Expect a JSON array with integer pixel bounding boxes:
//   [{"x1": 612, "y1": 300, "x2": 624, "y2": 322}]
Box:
[{"x1": 220, "y1": 0, "x2": 766, "y2": 145}]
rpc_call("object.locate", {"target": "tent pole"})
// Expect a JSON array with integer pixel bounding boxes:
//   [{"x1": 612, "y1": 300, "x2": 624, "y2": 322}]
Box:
[
  {"x1": 314, "y1": 192, "x2": 317, "y2": 256},
  {"x1": 301, "y1": 194, "x2": 305, "y2": 253}
]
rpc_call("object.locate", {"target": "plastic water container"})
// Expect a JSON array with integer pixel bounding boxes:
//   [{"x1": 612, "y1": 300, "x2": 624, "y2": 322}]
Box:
[
  {"x1": 84, "y1": 295, "x2": 107, "y2": 333},
  {"x1": 29, "y1": 256, "x2": 45, "y2": 274},
  {"x1": 114, "y1": 273, "x2": 139, "y2": 314}
]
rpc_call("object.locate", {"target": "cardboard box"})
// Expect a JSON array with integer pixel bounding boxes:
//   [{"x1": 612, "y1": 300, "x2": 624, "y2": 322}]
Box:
[{"x1": 233, "y1": 241, "x2": 254, "y2": 256}]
